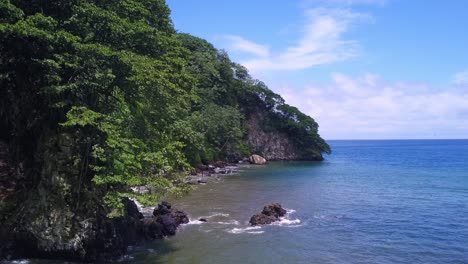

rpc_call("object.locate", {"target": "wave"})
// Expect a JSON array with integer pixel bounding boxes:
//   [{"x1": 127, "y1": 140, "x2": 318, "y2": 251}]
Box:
[
  {"x1": 271, "y1": 218, "x2": 302, "y2": 227},
  {"x1": 271, "y1": 208, "x2": 302, "y2": 227},
  {"x1": 184, "y1": 219, "x2": 205, "y2": 225},
  {"x1": 228, "y1": 226, "x2": 264, "y2": 234},
  {"x1": 216, "y1": 220, "x2": 240, "y2": 225},
  {"x1": 205, "y1": 212, "x2": 230, "y2": 218},
  {"x1": 5, "y1": 260, "x2": 30, "y2": 264}
]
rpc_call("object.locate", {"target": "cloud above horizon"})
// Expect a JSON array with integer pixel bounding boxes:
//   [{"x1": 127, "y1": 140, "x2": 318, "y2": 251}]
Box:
[
  {"x1": 452, "y1": 70, "x2": 468, "y2": 86},
  {"x1": 277, "y1": 73, "x2": 468, "y2": 139},
  {"x1": 221, "y1": 7, "x2": 368, "y2": 72},
  {"x1": 304, "y1": 0, "x2": 386, "y2": 6},
  {"x1": 213, "y1": 1, "x2": 468, "y2": 139}
]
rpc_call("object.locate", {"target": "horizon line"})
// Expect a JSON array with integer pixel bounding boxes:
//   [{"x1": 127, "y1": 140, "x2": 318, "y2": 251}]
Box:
[{"x1": 326, "y1": 138, "x2": 468, "y2": 141}]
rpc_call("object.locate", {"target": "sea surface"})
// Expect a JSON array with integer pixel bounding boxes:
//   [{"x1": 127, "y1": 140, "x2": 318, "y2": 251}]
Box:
[{"x1": 21, "y1": 140, "x2": 468, "y2": 263}]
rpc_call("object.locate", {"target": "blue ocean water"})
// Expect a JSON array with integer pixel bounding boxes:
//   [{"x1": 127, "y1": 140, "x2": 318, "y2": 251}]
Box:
[
  {"x1": 134, "y1": 140, "x2": 468, "y2": 264},
  {"x1": 25, "y1": 140, "x2": 468, "y2": 264}
]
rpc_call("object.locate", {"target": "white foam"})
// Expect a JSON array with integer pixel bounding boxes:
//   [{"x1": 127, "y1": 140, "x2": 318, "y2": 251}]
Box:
[
  {"x1": 271, "y1": 208, "x2": 303, "y2": 227},
  {"x1": 128, "y1": 197, "x2": 155, "y2": 216},
  {"x1": 117, "y1": 255, "x2": 135, "y2": 262},
  {"x1": 247, "y1": 231, "x2": 265, "y2": 234},
  {"x1": 216, "y1": 220, "x2": 240, "y2": 225},
  {"x1": 206, "y1": 213, "x2": 230, "y2": 218},
  {"x1": 272, "y1": 218, "x2": 302, "y2": 226},
  {"x1": 228, "y1": 226, "x2": 262, "y2": 234},
  {"x1": 184, "y1": 219, "x2": 205, "y2": 225},
  {"x1": 8, "y1": 261, "x2": 30, "y2": 264}
]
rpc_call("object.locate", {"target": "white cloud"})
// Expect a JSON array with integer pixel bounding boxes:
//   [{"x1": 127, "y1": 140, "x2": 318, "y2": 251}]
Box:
[
  {"x1": 276, "y1": 74, "x2": 468, "y2": 139},
  {"x1": 222, "y1": 35, "x2": 270, "y2": 57},
  {"x1": 221, "y1": 7, "x2": 369, "y2": 72},
  {"x1": 452, "y1": 70, "x2": 468, "y2": 85},
  {"x1": 304, "y1": 0, "x2": 386, "y2": 6}
]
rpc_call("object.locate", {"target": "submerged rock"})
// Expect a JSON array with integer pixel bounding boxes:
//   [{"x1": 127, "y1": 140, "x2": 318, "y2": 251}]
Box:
[
  {"x1": 249, "y1": 203, "x2": 287, "y2": 226},
  {"x1": 249, "y1": 154, "x2": 267, "y2": 165}
]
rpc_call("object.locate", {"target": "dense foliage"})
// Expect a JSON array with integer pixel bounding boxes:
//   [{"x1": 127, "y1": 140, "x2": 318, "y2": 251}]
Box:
[{"x1": 0, "y1": 0, "x2": 329, "y2": 213}]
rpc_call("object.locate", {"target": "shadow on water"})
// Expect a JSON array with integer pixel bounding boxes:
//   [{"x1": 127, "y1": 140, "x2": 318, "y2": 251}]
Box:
[{"x1": 121, "y1": 240, "x2": 180, "y2": 264}]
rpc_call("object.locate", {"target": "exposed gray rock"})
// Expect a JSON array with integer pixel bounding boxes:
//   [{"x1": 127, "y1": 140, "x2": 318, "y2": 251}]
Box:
[
  {"x1": 245, "y1": 111, "x2": 324, "y2": 160},
  {"x1": 249, "y1": 154, "x2": 267, "y2": 165}
]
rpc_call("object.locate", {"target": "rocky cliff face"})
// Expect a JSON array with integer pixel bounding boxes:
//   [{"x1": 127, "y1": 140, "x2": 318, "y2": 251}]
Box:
[
  {"x1": 245, "y1": 111, "x2": 324, "y2": 161},
  {"x1": 0, "y1": 132, "x2": 128, "y2": 261}
]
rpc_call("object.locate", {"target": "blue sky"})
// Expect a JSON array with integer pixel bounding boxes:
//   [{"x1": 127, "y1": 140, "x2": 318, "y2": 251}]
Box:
[{"x1": 167, "y1": 0, "x2": 468, "y2": 139}]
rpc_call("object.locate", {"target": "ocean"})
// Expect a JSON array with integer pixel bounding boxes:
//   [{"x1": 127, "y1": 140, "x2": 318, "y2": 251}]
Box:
[{"x1": 23, "y1": 140, "x2": 468, "y2": 263}]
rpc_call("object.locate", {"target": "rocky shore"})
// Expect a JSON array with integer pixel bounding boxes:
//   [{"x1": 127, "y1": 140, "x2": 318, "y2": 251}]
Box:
[
  {"x1": 0, "y1": 155, "x2": 270, "y2": 262},
  {"x1": 0, "y1": 200, "x2": 189, "y2": 262},
  {"x1": 184, "y1": 157, "x2": 261, "y2": 185}
]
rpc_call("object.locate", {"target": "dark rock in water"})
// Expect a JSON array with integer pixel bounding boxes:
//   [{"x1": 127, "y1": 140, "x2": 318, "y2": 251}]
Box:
[
  {"x1": 262, "y1": 203, "x2": 287, "y2": 218},
  {"x1": 125, "y1": 198, "x2": 144, "y2": 219},
  {"x1": 249, "y1": 213, "x2": 277, "y2": 225},
  {"x1": 199, "y1": 218, "x2": 207, "y2": 222},
  {"x1": 249, "y1": 203, "x2": 287, "y2": 226},
  {"x1": 150, "y1": 201, "x2": 188, "y2": 236},
  {"x1": 154, "y1": 201, "x2": 172, "y2": 216},
  {"x1": 156, "y1": 214, "x2": 178, "y2": 236},
  {"x1": 171, "y1": 209, "x2": 189, "y2": 225},
  {"x1": 139, "y1": 218, "x2": 164, "y2": 240}
]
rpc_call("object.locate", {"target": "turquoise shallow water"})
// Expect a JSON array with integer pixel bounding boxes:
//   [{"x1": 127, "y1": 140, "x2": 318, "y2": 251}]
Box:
[{"x1": 21, "y1": 140, "x2": 468, "y2": 263}]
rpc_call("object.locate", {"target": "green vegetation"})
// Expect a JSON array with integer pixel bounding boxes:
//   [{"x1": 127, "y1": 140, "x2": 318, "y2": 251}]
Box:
[{"x1": 0, "y1": 0, "x2": 329, "y2": 213}]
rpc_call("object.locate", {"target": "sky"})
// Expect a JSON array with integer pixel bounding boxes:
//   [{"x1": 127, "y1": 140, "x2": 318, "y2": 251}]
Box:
[{"x1": 166, "y1": 0, "x2": 468, "y2": 139}]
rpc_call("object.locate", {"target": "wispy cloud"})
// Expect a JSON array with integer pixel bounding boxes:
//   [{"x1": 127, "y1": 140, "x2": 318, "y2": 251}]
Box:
[
  {"x1": 222, "y1": 35, "x2": 270, "y2": 57},
  {"x1": 221, "y1": 8, "x2": 369, "y2": 72},
  {"x1": 304, "y1": 0, "x2": 386, "y2": 6},
  {"x1": 277, "y1": 73, "x2": 468, "y2": 139},
  {"x1": 452, "y1": 70, "x2": 468, "y2": 86}
]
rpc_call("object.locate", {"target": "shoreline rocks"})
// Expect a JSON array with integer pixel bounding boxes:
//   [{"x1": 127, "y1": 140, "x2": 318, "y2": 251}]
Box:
[
  {"x1": 186, "y1": 161, "x2": 242, "y2": 185},
  {"x1": 140, "y1": 201, "x2": 189, "y2": 239},
  {"x1": 249, "y1": 154, "x2": 267, "y2": 165},
  {"x1": 0, "y1": 199, "x2": 188, "y2": 262},
  {"x1": 249, "y1": 203, "x2": 287, "y2": 226}
]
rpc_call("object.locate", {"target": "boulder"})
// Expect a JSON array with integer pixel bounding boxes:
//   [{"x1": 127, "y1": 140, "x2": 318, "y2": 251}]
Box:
[
  {"x1": 151, "y1": 201, "x2": 188, "y2": 236},
  {"x1": 125, "y1": 198, "x2": 144, "y2": 220},
  {"x1": 199, "y1": 218, "x2": 207, "y2": 222},
  {"x1": 139, "y1": 201, "x2": 188, "y2": 239},
  {"x1": 249, "y1": 213, "x2": 277, "y2": 226},
  {"x1": 262, "y1": 203, "x2": 287, "y2": 218},
  {"x1": 249, "y1": 203, "x2": 287, "y2": 226},
  {"x1": 171, "y1": 209, "x2": 190, "y2": 225},
  {"x1": 139, "y1": 218, "x2": 164, "y2": 240},
  {"x1": 249, "y1": 154, "x2": 267, "y2": 165}
]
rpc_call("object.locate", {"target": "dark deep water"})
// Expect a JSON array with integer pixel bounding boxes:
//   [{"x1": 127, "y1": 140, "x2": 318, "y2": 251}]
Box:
[{"x1": 22, "y1": 140, "x2": 468, "y2": 263}]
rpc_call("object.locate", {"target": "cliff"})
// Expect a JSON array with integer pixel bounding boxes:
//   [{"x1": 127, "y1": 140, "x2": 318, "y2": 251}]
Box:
[{"x1": 245, "y1": 111, "x2": 324, "y2": 161}]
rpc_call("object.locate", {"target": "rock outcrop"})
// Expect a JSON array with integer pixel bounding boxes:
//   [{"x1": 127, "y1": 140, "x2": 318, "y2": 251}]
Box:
[
  {"x1": 249, "y1": 203, "x2": 287, "y2": 226},
  {"x1": 0, "y1": 195, "x2": 188, "y2": 261},
  {"x1": 245, "y1": 111, "x2": 324, "y2": 161},
  {"x1": 249, "y1": 154, "x2": 267, "y2": 165},
  {"x1": 151, "y1": 201, "x2": 189, "y2": 236}
]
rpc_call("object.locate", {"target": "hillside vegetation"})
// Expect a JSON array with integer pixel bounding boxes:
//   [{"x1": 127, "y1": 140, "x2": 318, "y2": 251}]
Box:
[{"x1": 0, "y1": 0, "x2": 329, "y2": 260}]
